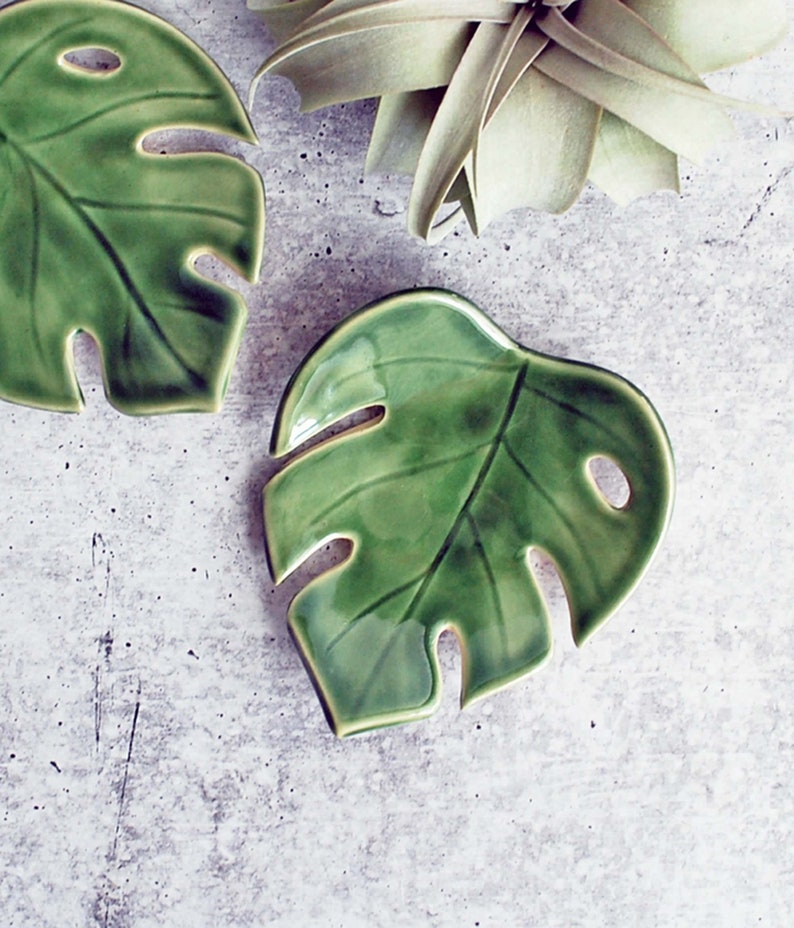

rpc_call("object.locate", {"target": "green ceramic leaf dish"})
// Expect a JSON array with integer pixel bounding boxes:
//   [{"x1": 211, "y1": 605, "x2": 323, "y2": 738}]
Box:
[
  {"x1": 264, "y1": 290, "x2": 675, "y2": 735},
  {"x1": 0, "y1": 0, "x2": 265, "y2": 414}
]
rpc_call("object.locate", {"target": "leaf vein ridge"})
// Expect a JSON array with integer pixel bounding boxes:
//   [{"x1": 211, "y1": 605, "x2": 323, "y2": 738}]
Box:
[
  {"x1": 326, "y1": 573, "x2": 426, "y2": 653},
  {"x1": 74, "y1": 197, "x2": 247, "y2": 226},
  {"x1": 7, "y1": 139, "x2": 207, "y2": 389},
  {"x1": 501, "y1": 436, "x2": 605, "y2": 598},
  {"x1": 329, "y1": 355, "x2": 512, "y2": 394},
  {"x1": 311, "y1": 442, "x2": 491, "y2": 527},
  {"x1": 21, "y1": 153, "x2": 42, "y2": 352},
  {"x1": 0, "y1": 15, "x2": 92, "y2": 93},
  {"x1": 397, "y1": 362, "x2": 527, "y2": 627},
  {"x1": 23, "y1": 91, "x2": 221, "y2": 145},
  {"x1": 465, "y1": 511, "x2": 507, "y2": 650},
  {"x1": 349, "y1": 362, "x2": 528, "y2": 712},
  {"x1": 527, "y1": 383, "x2": 626, "y2": 444}
]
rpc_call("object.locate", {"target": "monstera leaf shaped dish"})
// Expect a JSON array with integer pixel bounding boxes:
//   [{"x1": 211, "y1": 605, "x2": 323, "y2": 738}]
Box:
[
  {"x1": 0, "y1": 0, "x2": 265, "y2": 413},
  {"x1": 250, "y1": 0, "x2": 788, "y2": 242},
  {"x1": 264, "y1": 290, "x2": 675, "y2": 735}
]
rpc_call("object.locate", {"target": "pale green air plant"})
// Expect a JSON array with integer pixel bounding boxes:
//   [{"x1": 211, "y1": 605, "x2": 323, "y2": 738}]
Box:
[{"x1": 249, "y1": 0, "x2": 788, "y2": 242}]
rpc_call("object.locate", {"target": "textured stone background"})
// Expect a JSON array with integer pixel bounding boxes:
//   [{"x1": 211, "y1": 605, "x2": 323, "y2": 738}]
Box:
[{"x1": 1, "y1": 1, "x2": 792, "y2": 925}]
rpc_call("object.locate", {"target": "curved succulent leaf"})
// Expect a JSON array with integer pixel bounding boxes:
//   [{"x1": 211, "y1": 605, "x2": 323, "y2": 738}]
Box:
[
  {"x1": 0, "y1": 0, "x2": 265, "y2": 413},
  {"x1": 588, "y1": 112, "x2": 679, "y2": 205},
  {"x1": 254, "y1": 0, "x2": 511, "y2": 109},
  {"x1": 534, "y1": 0, "x2": 736, "y2": 164},
  {"x1": 264, "y1": 291, "x2": 675, "y2": 735},
  {"x1": 249, "y1": 0, "x2": 330, "y2": 43},
  {"x1": 462, "y1": 63, "x2": 601, "y2": 235},
  {"x1": 622, "y1": 0, "x2": 788, "y2": 73},
  {"x1": 250, "y1": 0, "x2": 787, "y2": 241},
  {"x1": 366, "y1": 89, "x2": 444, "y2": 175}
]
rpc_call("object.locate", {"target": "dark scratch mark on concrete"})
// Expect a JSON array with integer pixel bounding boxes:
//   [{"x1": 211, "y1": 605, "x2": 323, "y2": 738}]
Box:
[
  {"x1": 174, "y1": 2, "x2": 200, "y2": 26},
  {"x1": 96, "y1": 681, "x2": 140, "y2": 927},
  {"x1": 97, "y1": 880, "x2": 113, "y2": 928},
  {"x1": 92, "y1": 532, "x2": 113, "y2": 602},
  {"x1": 92, "y1": 533, "x2": 115, "y2": 753},
  {"x1": 93, "y1": 632, "x2": 113, "y2": 752},
  {"x1": 703, "y1": 165, "x2": 792, "y2": 246},
  {"x1": 98, "y1": 877, "x2": 122, "y2": 928},
  {"x1": 740, "y1": 165, "x2": 793, "y2": 235},
  {"x1": 91, "y1": 532, "x2": 105, "y2": 569},
  {"x1": 110, "y1": 681, "x2": 141, "y2": 862},
  {"x1": 93, "y1": 665, "x2": 102, "y2": 750},
  {"x1": 99, "y1": 629, "x2": 113, "y2": 660}
]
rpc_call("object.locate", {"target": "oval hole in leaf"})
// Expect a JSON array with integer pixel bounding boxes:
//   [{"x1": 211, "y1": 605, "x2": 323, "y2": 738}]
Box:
[
  {"x1": 61, "y1": 47, "x2": 122, "y2": 75},
  {"x1": 587, "y1": 455, "x2": 631, "y2": 509}
]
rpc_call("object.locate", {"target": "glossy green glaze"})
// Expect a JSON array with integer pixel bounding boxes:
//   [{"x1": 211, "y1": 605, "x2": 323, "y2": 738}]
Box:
[
  {"x1": 265, "y1": 290, "x2": 675, "y2": 736},
  {"x1": 0, "y1": 0, "x2": 265, "y2": 414}
]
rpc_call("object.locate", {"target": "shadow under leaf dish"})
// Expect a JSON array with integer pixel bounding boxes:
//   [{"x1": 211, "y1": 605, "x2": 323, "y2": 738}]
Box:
[
  {"x1": 250, "y1": 0, "x2": 788, "y2": 242},
  {"x1": 0, "y1": 0, "x2": 265, "y2": 414},
  {"x1": 264, "y1": 290, "x2": 675, "y2": 736}
]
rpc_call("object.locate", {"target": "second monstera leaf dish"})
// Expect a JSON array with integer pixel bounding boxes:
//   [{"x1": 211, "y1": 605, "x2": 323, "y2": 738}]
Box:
[
  {"x1": 264, "y1": 290, "x2": 675, "y2": 736},
  {"x1": 0, "y1": 0, "x2": 265, "y2": 414}
]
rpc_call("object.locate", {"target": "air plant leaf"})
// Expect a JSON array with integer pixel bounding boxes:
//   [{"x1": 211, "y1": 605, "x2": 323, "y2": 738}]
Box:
[
  {"x1": 0, "y1": 0, "x2": 265, "y2": 414},
  {"x1": 264, "y1": 290, "x2": 674, "y2": 735},
  {"x1": 250, "y1": 0, "x2": 788, "y2": 241},
  {"x1": 587, "y1": 112, "x2": 679, "y2": 206},
  {"x1": 622, "y1": 0, "x2": 788, "y2": 73}
]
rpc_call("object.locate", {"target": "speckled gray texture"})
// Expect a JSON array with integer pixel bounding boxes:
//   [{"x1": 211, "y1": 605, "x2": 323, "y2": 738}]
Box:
[{"x1": 1, "y1": 1, "x2": 792, "y2": 925}]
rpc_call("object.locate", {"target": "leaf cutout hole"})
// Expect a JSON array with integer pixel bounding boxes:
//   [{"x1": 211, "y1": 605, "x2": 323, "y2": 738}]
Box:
[
  {"x1": 192, "y1": 252, "x2": 247, "y2": 292},
  {"x1": 587, "y1": 455, "x2": 631, "y2": 509},
  {"x1": 269, "y1": 538, "x2": 353, "y2": 603},
  {"x1": 61, "y1": 47, "x2": 122, "y2": 75},
  {"x1": 280, "y1": 406, "x2": 385, "y2": 461},
  {"x1": 142, "y1": 128, "x2": 239, "y2": 157},
  {"x1": 435, "y1": 627, "x2": 464, "y2": 707},
  {"x1": 527, "y1": 547, "x2": 576, "y2": 656},
  {"x1": 71, "y1": 330, "x2": 103, "y2": 395}
]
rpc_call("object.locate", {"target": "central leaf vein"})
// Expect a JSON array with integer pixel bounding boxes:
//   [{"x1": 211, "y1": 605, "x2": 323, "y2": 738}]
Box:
[
  {"x1": 399, "y1": 362, "x2": 528, "y2": 627},
  {"x1": 351, "y1": 361, "x2": 528, "y2": 710}
]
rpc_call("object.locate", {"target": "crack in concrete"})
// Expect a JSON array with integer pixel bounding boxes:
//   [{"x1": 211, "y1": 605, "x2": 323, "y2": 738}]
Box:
[
  {"x1": 740, "y1": 164, "x2": 793, "y2": 235},
  {"x1": 110, "y1": 682, "x2": 141, "y2": 862}
]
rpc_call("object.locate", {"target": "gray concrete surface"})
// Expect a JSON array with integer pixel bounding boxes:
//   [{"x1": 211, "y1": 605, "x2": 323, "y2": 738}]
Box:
[{"x1": 1, "y1": 1, "x2": 792, "y2": 925}]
